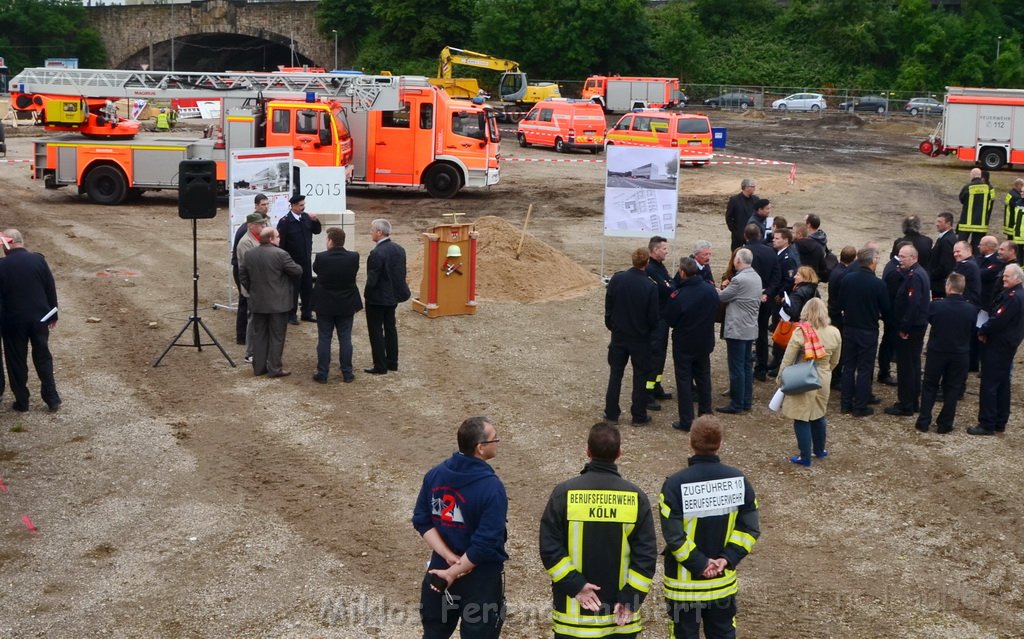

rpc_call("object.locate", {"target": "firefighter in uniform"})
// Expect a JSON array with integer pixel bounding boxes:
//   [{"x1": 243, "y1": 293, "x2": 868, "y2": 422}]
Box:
[
  {"x1": 916, "y1": 273, "x2": 975, "y2": 434},
  {"x1": 969, "y1": 264, "x2": 1024, "y2": 436},
  {"x1": 1002, "y1": 178, "x2": 1023, "y2": 240},
  {"x1": 540, "y1": 423, "x2": 658, "y2": 639},
  {"x1": 1013, "y1": 198, "x2": 1024, "y2": 266},
  {"x1": 958, "y1": 168, "x2": 991, "y2": 251},
  {"x1": 883, "y1": 245, "x2": 931, "y2": 417},
  {"x1": 155, "y1": 108, "x2": 170, "y2": 132},
  {"x1": 645, "y1": 236, "x2": 676, "y2": 407},
  {"x1": 660, "y1": 416, "x2": 760, "y2": 639}
]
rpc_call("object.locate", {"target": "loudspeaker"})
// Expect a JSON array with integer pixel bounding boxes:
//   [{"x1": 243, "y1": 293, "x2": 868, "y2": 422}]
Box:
[{"x1": 178, "y1": 160, "x2": 218, "y2": 219}]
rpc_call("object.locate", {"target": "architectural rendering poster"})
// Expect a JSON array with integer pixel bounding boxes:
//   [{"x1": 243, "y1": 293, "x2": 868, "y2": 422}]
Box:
[
  {"x1": 228, "y1": 147, "x2": 293, "y2": 234},
  {"x1": 603, "y1": 145, "x2": 678, "y2": 239}
]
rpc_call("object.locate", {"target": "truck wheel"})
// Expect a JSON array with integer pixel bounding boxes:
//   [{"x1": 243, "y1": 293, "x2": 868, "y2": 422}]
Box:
[
  {"x1": 555, "y1": 138, "x2": 565, "y2": 153},
  {"x1": 85, "y1": 165, "x2": 128, "y2": 205},
  {"x1": 980, "y1": 148, "x2": 1006, "y2": 170},
  {"x1": 517, "y1": 132, "x2": 530, "y2": 148},
  {"x1": 423, "y1": 164, "x2": 461, "y2": 199}
]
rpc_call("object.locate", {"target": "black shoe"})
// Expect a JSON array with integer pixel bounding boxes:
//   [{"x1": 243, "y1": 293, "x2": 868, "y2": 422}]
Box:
[
  {"x1": 602, "y1": 412, "x2": 620, "y2": 424},
  {"x1": 915, "y1": 422, "x2": 929, "y2": 433},
  {"x1": 877, "y1": 376, "x2": 897, "y2": 386},
  {"x1": 301, "y1": 314, "x2": 316, "y2": 322},
  {"x1": 851, "y1": 407, "x2": 874, "y2": 417},
  {"x1": 47, "y1": 401, "x2": 62, "y2": 413},
  {"x1": 12, "y1": 402, "x2": 28, "y2": 413},
  {"x1": 235, "y1": 338, "x2": 246, "y2": 346},
  {"x1": 716, "y1": 405, "x2": 742, "y2": 414},
  {"x1": 884, "y1": 405, "x2": 914, "y2": 417},
  {"x1": 343, "y1": 375, "x2": 355, "y2": 383},
  {"x1": 312, "y1": 374, "x2": 328, "y2": 384},
  {"x1": 671, "y1": 421, "x2": 690, "y2": 431},
  {"x1": 935, "y1": 426, "x2": 953, "y2": 434},
  {"x1": 647, "y1": 400, "x2": 662, "y2": 411},
  {"x1": 766, "y1": 369, "x2": 779, "y2": 379},
  {"x1": 363, "y1": 367, "x2": 387, "y2": 375},
  {"x1": 654, "y1": 390, "x2": 674, "y2": 400},
  {"x1": 840, "y1": 407, "x2": 852, "y2": 415},
  {"x1": 754, "y1": 372, "x2": 767, "y2": 382},
  {"x1": 288, "y1": 318, "x2": 300, "y2": 326},
  {"x1": 966, "y1": 426, "x2": 995, "y2": 436},
  {"x1": 387, "y1": 365, "x2": 399, "y2": 372},
  {"x1": 631, "y1": 415, "x2": 652, "y2": 426},
  {"x1": 868, "y1": 395, "x2": 881, "y2": 405}
]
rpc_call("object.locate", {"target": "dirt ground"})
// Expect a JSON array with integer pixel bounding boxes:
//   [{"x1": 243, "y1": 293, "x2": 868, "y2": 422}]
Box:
[{"x1": 1, "y1": 109, "x2": 1022, "y2": 639}]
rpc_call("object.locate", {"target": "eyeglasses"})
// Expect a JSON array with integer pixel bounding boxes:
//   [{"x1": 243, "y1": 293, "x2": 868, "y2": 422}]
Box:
[{"x1": 479, "y1": 439, "x2": 500, "y2": 445}]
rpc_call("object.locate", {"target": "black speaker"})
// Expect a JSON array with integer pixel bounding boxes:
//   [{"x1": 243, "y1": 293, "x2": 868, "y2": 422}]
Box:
[{"x1": 178, "y1": 160, "x2": 218, "y2": 219}]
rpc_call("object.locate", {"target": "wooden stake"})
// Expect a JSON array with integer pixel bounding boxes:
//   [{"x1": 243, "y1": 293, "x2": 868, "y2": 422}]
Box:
[{"x1": 515, "y1": 204, "x2": 533, "y2": 259}]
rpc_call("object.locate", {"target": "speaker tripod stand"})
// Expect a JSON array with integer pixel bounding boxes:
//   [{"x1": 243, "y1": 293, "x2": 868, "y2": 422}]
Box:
[{"x1": 153, "y1": 218, "x2": 236, "y2": 368}]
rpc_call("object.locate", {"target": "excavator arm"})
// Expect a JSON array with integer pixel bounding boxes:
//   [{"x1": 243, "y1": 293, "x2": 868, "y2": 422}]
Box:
[{"x1": 437, "y1": 46, "x2": 521, "y2": 79}]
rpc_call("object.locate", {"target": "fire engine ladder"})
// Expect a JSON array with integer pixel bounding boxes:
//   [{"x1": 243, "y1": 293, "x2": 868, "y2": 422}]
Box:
[{"x1": 9, "y1": 68, "x2": 401, "y2": 111}]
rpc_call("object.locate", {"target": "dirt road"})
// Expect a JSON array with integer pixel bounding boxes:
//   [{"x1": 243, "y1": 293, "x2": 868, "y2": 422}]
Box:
[{"x1": 1, "y1": 110, "x2": 1021, "y2": 638}]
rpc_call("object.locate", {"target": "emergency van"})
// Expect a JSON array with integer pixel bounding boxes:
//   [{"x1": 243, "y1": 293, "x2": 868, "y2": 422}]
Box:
[
  {"x1": 515, "y1": 98, "x2": 606, "y2": 153},
  {"x1": 605, "y1": 110, "x2": 714, "y2": 164},
  {"x1": 919, "y1": 86, "x2": 1024, "y2": 170}
]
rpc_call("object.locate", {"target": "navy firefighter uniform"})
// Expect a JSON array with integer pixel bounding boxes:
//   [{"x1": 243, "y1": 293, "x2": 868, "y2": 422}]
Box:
[
  {"x1": 660, "y1": 456, "x2": 760, "y2": 639},
  {"x1": 891, "y1": 263, "x2": 931, "y2": 414},
  {"x1": 540, "y1": 460, "x2": 658, "y2": 638},
  {"x1": 974, "y1": 282, "x2": 1024, "y2": 434},
  {"x1": 916, "y1": 293, "x2": 976, "y2": 433}
]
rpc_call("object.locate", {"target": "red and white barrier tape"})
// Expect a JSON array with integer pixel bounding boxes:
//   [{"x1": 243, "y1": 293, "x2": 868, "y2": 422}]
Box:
[
  {"x1": 2, "y1": 159, "x2": 32, "y2": 164},
  {"x1": 504, "y1": 156, "x2": 605, "y2": 164}
]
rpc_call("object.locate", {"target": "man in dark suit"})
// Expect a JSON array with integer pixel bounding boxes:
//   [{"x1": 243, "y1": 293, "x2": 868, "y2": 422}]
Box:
[
  {"x1": 604, "y1": 247, "x2": 659, "y2": 426},
  {"x1": 311, "y1": 228, "x2": 362, "y2": 384},
  {"x1": 0, "y1": 229, "x2": 61, "y2": 412},
  {"x1": 645, "y1": 235, "x2": 674, "y2": 406},
  {"x1": 969, "y1": 264, "x2": 1024, "y2": 435},
  {"x1": 276, "y1": 194, "x2": 321, "y2": 324},
  {"x1": 890, "y1": 215, "x2": 933, "y2": 267},
  {"x1": 743, "y1": 224, "x2": 779, "y2": 380},
  {"x1": 364, "y1": 218, "x2": 410, "y2": 375},
  {"x1": 838, "y1": 246, "x2": 892, "y2": 417},
  {"x1": 663, "y1": 257, "x2": 719, "y2": 432},
  {"x1": 884, "y1": 245, "x2": 931, "y2": 417},
  {"x1": 725, "y1": 178, "x2": 757, "y2": 251},
  {"x1": 916, "y1": 274, "x2": 975, "y2": 434},
  {"x1": 928, "y1": 212, "x2": 957, "y2": 299},
  {"x1": 952, "y1": 241, "x2": 982, "y2": 308},
  {"x1": 239, "y1": 228, "x2": 302, "y2": 378}
]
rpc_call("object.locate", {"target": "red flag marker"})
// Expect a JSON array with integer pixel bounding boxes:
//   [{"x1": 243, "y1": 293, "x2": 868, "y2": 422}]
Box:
[
  {"x1": 0, "y1": 478, "x2": 8, "y2": 493},
  {"x1": 21, "y1": 515, "x2": 38, "y2": 533}
]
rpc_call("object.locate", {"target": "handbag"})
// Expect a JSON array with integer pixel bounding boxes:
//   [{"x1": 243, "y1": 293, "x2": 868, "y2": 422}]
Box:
[
  {"x1": 772, "y1": 320, "x2": 796, "y2": 347},
  {"x1": 779, "y1": 358, "x2": 821, "y2": 395}
]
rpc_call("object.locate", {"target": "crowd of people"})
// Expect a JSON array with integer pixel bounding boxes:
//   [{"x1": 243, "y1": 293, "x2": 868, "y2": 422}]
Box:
[
  {"x1": 603, "y1": 171, "x2": 1024, "y2": 468},
  {"x1": 232, "y1": 194, "x2": 409, "y2": 382}
]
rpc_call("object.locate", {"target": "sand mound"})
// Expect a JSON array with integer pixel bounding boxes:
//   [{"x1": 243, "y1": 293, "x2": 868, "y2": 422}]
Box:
[{"x1": 408, "y1": 216, "x2": 601, "y2": 303}]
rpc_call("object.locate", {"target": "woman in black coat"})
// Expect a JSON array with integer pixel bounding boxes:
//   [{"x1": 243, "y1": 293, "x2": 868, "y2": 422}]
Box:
[{"x1": 768, "y1": 266, "x2": 821, "y2": 375}]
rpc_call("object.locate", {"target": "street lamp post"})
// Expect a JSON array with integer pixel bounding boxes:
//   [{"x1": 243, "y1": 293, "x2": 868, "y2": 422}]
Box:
[
  {"x1": 997, "y1": 36, "x2": 1002, "y2": 63},
  {"x1": 332, "y1": 29, "x2": 338, "y2": 71}
]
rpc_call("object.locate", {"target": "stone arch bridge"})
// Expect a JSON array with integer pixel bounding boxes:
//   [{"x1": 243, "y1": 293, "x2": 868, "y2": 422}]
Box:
[{"x1": 87, "y1": 0, "x2": 345, "y2": 72}]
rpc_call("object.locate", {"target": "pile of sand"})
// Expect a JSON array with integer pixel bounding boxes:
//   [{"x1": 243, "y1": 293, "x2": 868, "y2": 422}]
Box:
[{"x1": 408, "y1": 215, "x2": 600, "y2": 303}]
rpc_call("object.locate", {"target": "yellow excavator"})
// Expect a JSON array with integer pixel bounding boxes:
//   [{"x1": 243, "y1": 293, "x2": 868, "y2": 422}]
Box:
[{"x1": 430, "y1": 46, "x2": 560, "y2": 120}]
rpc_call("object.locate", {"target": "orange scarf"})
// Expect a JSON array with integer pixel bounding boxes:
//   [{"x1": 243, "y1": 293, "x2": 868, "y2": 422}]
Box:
[{"x1": 799, "y1": 322, "x2": 827, "y2": 360}]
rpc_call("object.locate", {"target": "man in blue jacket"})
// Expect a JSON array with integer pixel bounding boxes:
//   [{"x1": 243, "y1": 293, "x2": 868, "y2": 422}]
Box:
[
  {"x1": 414, "y1": 416, "x2": 508, "y2": 638},
  {"x1": 663, "y1": 257, "x2": 719, "y2": 432}
]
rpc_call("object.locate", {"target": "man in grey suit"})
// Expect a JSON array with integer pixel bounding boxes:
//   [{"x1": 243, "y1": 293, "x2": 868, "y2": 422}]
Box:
[
  {"x1": 311, "y1": 227, "x2": 363, "y2": 384},
  {"x1": 363, "y1": 218, "x2": 411, "y2": 375},
  {"x1": 239, "y1": 227, "x2": 302, "y2": 378},
  {"x1": 717, "y1": 248, "x2": 762, "y2": 414}
]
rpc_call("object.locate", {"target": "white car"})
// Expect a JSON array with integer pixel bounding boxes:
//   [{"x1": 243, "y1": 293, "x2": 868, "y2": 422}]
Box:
[{"x1": 771, "y1": 93, "x2": 827, "y2": 112}]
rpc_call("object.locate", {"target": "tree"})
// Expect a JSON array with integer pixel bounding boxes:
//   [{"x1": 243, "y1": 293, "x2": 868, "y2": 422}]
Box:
[{"x1": 0, "y1": 0, "x2": 105, "y2": 74}]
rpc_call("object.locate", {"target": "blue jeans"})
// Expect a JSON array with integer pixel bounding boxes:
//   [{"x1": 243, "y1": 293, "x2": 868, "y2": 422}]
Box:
[
  {"x1": 316, "y1": 314, "x2": 354, "y2": 379},
  {"x1": 793, "y1": 417, "x2": 827, "y2": 460},
  {"x1": 725, "y1": 339, "x2": 753, "y2": 410}
]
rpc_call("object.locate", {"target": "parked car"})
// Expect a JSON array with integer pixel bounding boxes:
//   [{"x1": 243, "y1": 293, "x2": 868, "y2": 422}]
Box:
[
  {"x1": 704, "y1": 92, "x2": 756, "y2": 109},
  {"x1": 904, "y1": 97, "x2": 944, "y2": 116},
  {"x1": 838, "y1": 95, "x2": 889, "y2": 113},
  {"x1": 771, "y1": 92, "x2": 827, "y2": 112}
]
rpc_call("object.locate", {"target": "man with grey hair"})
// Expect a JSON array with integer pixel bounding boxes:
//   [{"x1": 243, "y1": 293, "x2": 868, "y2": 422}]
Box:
[
  {"x1": 890, "y1": 215, "x2": 933, "y2": 266},
  {"x1": 725, "y1": 178, "x2": 757, "y2": 251},
  {"x1": 240, "y1": 227, "x2": 302, "y2": 378},
  {"x1": 716, "y1": 248, "x2": 761, "y2": 413},
  {"x1": 0, "y1": 229, "x2": 61, "y2": 411},
  {"x1": 837, "y1": 246, "x2": 891, "y2": 417},
  {"x1": 689, "y1": 239, "x2": 714, "y2": 285},
  {"x1": 969, "y1": 264, "x2": 1024, "y2": 435},
  {"x1": 364, "y1": 218, "x2": 411, "y2": 375}
]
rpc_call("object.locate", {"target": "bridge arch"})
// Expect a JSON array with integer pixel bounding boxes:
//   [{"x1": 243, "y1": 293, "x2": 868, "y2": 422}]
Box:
[{"x1": 118, "y1": 31, "x2": 315, "y2": 72}]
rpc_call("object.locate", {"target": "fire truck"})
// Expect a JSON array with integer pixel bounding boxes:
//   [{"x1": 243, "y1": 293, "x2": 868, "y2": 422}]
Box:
[
  {"x1": 919, "y1": 86, "x2": 1024, "y2": 170},
  {"x1": 581, "y1": 76, "x2": 686, "y2": 113},
  {"x1": 9, "y1": 67, "x2": 501, "y2": 203}
]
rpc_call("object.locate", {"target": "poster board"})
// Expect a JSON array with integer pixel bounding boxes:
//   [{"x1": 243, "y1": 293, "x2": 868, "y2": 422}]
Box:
[{"x1": 603, "y1": 146, "x2": 678, "y2": 239}]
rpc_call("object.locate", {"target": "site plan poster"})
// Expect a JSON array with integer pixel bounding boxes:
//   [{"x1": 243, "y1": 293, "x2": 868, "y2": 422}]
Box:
[{"x1": 603, "y1": 146, "x2": 678, "y2": 239}]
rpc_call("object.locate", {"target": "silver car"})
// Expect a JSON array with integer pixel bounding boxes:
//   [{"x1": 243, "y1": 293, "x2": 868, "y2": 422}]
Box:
[{"x1": 771, "y1": 92, "x2": 827, "y2": 112}]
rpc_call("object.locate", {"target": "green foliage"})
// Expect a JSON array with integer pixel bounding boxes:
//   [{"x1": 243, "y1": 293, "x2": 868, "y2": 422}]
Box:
[{"x1": 0, "y1": 0, "x2": 105, "y2": 74}]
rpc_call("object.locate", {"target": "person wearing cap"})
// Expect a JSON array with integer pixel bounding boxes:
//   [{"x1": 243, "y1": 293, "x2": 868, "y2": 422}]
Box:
[
  {"x1": 0, "y1": 229, "x2": 61, "y2": 412},
  {"x1": 236, "y1": 210, "x2": 270, "y2": 363},
  {"x1": 311, "y1": 227, "x2": 362, "y2": 384},
  {"x1": 277, "y1": 194, "x2": 321, "y2": 325},
  {"x1": 233, "y1": 194, "x2": 269, "y2": 344}
]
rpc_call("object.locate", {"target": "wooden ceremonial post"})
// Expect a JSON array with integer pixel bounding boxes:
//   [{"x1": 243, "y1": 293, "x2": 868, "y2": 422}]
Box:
[
  {"x1": 411, "y1": 214, "x2": 478, "y2": 318},
  {"x1": 515, "y1": 204, "x2": 533, "y2": 260}
]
